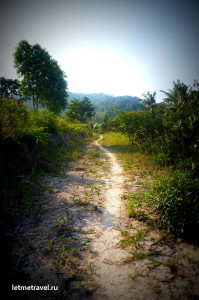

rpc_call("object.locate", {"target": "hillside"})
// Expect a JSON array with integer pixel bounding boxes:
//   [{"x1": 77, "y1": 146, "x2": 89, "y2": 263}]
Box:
[
  {"x1": 24, "y1": 92, "x2": 144, "y2": 121},
  {"x1": 68, "y1": 92, "x2": 144, "y2": 121}
]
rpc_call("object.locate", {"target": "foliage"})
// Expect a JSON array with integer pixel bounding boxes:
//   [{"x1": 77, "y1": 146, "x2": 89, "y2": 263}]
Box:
[
  {"x1": 160, "y1": 80, "x2": 190, "y2": 105},
  {"x1": 120, "y1": 229, "x2": 143, "y2": 248},
  {"x1": 14, "y1": 40, "x2": 68, "y2": 113},
  {"x1": 105, "y1": 80, "x2": 199, "y2": 171},
  {"x1": 140, "y1": 91, "x2": 157, "y2": 113},
  {"x1": 100, "y1": 132, "x2": 159, "y2": 177},
  {"x1": 100, "y1": 132, "x2": 131, "y2": 146},
  {"x1": 161, "y1": 81, "x2": 199, "y2": 163},
  {"x1": 67, "y1": 92, "x2": 144, "y2": 121},
  {"x1": 0, "y1": 77, "x2": 23, "y2": 100},
  {"x1": 106, "y1": 109, "x2": 164, "y2": 152},
  {"x1": 124, "y1": 193, "x2": 149, "y2": 221},
  {"x1": 0, "y1": 98, "x2": 92, "y2": 177},
  {"x1": 66, "y1": 97, "x2": 95, "y2": 123},
  {"x1": 153, "y1": 171, "x2": 199, "y2": 236},
  {"x1": 101, "y1": 130, "x2": 199, "y2": 239},
  {"x1": 0, "y1": 98, "x2": 29, "y2": 139}
]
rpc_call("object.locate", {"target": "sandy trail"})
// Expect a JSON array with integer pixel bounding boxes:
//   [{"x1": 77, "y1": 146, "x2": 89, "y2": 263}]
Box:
[
  {"x1": 11, "y1": 138, "x2": 199, "y2": 300},
  {"x1": 91, "y1": 140, "x2": 199, "y2": 300},
  {"x1": 92, "y1": 140, "x2": 135, "y2": 299}
]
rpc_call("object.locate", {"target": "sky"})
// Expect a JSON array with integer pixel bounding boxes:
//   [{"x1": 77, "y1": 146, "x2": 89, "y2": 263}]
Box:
[{"x1": 0, "y1": 0, "x2": 198, "y2": 101}]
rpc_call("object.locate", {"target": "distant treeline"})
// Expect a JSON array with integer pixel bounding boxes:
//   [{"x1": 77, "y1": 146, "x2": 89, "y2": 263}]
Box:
[
  {"x1": 67, "y1": 92, "x2": 144, "y2": 121},
  {"x1": 22, "y1": 92, "x2": 144, "y2": 121}
]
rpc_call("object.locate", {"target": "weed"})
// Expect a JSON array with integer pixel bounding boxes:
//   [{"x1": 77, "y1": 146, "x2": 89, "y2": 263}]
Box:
[
  {"x1": 70, "y1": 248, "x2": 79, "y2": 256},
  {"x1": 126, "y1": 251, "x2": 177, "y2": 271},
  {"x1": 53, "y1": 211, "x2": 70, "y2": 232},
  {"x1": 85, "y1": 272, "x2": 93, "y2": 280},
  {"x1": 120, "y1": 230, "x2": 143, "y2": 248},
  {"x1": 60, "y1": 254, "x2": 66, "y2": 266},
  {"x1": 94, "y1": 158, "x2": 104, "y2": 166},
  {"x1": 85, "y1": 244, "x2": 92, "y2": 250},
  {"x1": 91, "y1": 167, "x2": 97, "y2": 174},
  {"x1": 183, "y1": 254, "x2": 196, "y2": 264},
  {"x1": 46, "y1": 184, "x2": 55, "y2": 193},
  {"x1": 61, "y1": 235, "x2": 71, "y2": 245},
  {"x1": 84, "y1": 190, "x2": 88, "y2": 196},
  {"x1": 48, "y1": 239, "x2": 55, "y2": 255},
  {"x1": 71, "y1": 274, "x2": 78, "y2": 281},
  {"x1": 126, "y1": 251, "x2": 163, "y2": 262},
  {"x1": 88, "y1": 262, "x2": 93, "y2": 270},
  {"x1": 26, "y1": 198, "x2": 36, "y2": 214},
  {"x1": 70, "y1": 197, "x2": 82, "y2": 204}
]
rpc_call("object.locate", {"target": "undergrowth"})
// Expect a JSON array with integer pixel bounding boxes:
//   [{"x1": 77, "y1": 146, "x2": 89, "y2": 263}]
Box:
[
  {"x1": 0, "y1": 99, "x2": 94, "y2": 222},
  {"x1": 100, "y1": 132, "x2": 160, "y2": 177},
  {"x1": 100, "y1": 131, "x2": 199, "y2": 241}
]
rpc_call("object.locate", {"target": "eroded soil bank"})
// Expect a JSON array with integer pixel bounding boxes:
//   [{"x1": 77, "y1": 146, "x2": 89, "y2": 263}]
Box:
[{"x1": 8, "y1": 138, "x2": 199, "y2": 299}]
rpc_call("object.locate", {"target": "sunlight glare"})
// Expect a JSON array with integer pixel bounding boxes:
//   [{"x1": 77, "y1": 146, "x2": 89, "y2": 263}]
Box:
[{"x1": 62, "y1": 48, "x2": 146, "y2": 96}]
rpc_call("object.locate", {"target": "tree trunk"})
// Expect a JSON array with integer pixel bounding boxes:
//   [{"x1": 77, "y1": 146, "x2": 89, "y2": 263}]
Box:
[{"x1": 32, "y1": 90, "x2": 35, "y2": 111}]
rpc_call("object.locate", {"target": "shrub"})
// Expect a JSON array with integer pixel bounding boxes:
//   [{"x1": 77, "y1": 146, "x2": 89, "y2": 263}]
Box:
[
  {"x1": 156, "y1": 152, "x2": 171, "y2": 166},
  {"x1": 0, "y1": 98, "x2": 29, "y2": 139},
  {"x1": 31, "y1": 110, "x2": 59, "y2": 133},
  {"x1": 153, "y1": 171, "x2": 199, "y2": 236}
]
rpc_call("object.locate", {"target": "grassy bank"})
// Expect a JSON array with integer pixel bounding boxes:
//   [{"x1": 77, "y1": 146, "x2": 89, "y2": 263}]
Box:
[
  {"x1": 0, "y1": 98, "x2": 98, "y2": 295},
  {"x1": 100, "y1": 132, "x2": 199, "y2": 241},
  {"x1": 100, "y1": 132, "x2": 160, "y2": 177}
]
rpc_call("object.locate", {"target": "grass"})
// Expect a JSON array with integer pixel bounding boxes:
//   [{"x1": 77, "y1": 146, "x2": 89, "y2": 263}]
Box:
[
  {"x1": 126, "y1": 251, "x2": 176, "y2": 271},
  {"x1": 48, "y1": 239, "x2": 55, "y2": 255},
  {"x1": 127, "y1": 251, "x2": 162, "y2": 261},
  {"x1": 100, "y1": 132, "x2": 131, "y2": 146},
  {"x1": 120, "y1": 230, "x2": 144, "y2": 248},
  {"x1": 100, "y1": 132, "x2": 161, "y2": 178},
  {"x1": 100, "y1": 132, "x2": 170, "y2": 233},
  {"x1": 53, "y1": 210, "x2": 70, "y2": 232},
  {"x1": 122, "y1": 192, "x2": 157, "y2": 226}
]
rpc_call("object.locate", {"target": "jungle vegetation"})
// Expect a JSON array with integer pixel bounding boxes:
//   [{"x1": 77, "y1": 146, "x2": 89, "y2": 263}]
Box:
[{"x1": 0, "y1": 39, "x2": 199, "y2": 240}]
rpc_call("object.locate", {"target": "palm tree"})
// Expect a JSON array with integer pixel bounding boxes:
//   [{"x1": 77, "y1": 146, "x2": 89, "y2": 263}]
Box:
[
  {"x1": 160, "y1": 80, "x2": 189, "y2": 105},
  {"x1": 140, "y1": 91, "x2": 157, "y2": 113}
]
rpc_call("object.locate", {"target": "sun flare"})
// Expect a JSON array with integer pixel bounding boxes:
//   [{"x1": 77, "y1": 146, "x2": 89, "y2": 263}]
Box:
[{"x1": 62, "y1": 47, "x2": 146, "y2": 96}]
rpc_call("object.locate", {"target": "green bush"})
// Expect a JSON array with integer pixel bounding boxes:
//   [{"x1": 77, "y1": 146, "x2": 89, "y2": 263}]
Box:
[
  {"x1": 153, "y1": 171, "x2": 199, "y2": 236},
  {"x1": 156, "y1": 152, "x2": 171, "y2": 166},
  {"x1": 0, "y1": 98, "x2": 29, "y2": 139},
  {"x1": 31, "y1": 110, "x2": 59, "y2": 133}
]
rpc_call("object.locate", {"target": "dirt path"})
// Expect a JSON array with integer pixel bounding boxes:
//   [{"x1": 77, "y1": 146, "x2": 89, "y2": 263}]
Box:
[
  {"x1": 10, "y1": 138, "x2": 199, "y2": 300},
  {"x1": 89, "y1": 139, "x2": 199, "y2": 299},
  {"x1": 92, "y1": 140, "x2": 136, "y2": 299}
]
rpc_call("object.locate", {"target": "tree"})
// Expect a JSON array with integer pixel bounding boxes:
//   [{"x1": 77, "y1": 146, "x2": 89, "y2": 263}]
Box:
[
  {"x1": 140, "y1": 91, "x2": 157, "y2": 113},
  {"x1": 14, "y1": 40, "x2": 68, "y2": 114},
  {"x1": 160, "y1": 80, "x2": 199, "y2": 158},
  {"x1": 0, "y1": 77, "x2": 23, "y2": 100},
  {"x1": 66, "y1": 97, "x2": 95, "y2": 123},
  {"x1": 160, "y1": 80, "x2": 189, "y2": 105}
]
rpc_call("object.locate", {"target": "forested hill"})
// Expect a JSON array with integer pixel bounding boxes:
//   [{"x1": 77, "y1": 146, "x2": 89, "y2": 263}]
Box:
[
  {"x1": 68, "y1": 92, "x2": 144, "y2": 118},
  {"x1": 24, "y1": 92, "x2": 144, "y2": 120}
]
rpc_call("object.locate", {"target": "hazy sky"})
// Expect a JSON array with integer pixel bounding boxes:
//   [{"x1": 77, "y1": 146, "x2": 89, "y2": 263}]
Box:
[{"x1": 0, "y1": 0, "x2": 198, "y2": 101}]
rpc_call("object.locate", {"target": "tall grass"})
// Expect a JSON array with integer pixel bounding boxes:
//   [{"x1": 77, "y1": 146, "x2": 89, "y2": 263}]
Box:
[
  {"x1": 100, "y1": 132, "x2": 131, "y2": 146},
  {"x1": 101, "y1": 131, "x2": 199, "y2": 239},
  {"x1": 0, "y1": 99, "x2": 93, "y2": 210},
  {"x1": 100, "y1": 132, "x2": 160, "y2": 177}
]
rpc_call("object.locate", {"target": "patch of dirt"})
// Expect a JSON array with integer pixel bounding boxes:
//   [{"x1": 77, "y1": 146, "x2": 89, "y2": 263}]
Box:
[{"x1": 7, "y1": 138, "x2": 199, "y2": 299}]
